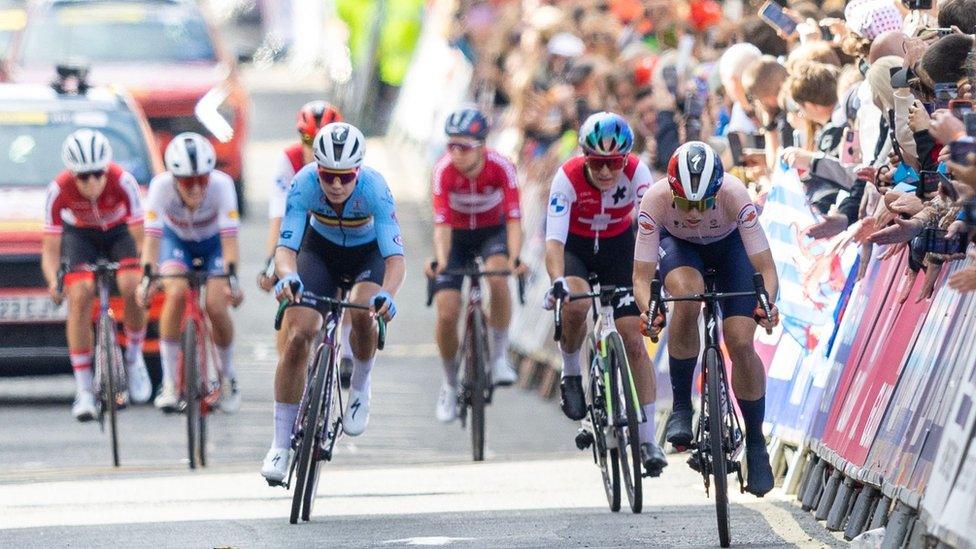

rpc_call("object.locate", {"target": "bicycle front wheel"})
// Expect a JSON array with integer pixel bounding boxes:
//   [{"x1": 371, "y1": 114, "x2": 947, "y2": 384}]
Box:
[
  {"x1": 96, "y1": 314, "x2": 121, "y2": 467},
  {"x1": 467, "y1": 309, "x2": 489, "y2": 462},
  {"x1": 705, "y1": 346, "x2": 731, "y2": 548},
  {"x1": 607, "y1": 332, "x2": 642, "y2": 514},
  {"x1": 291, "y1": 343, "x2": 329, "y2": 524},
  {"x1": 585, "y1": 335, "x2": 620, "y2": 512},
  {"x1": 182, "y1": 322, "x2": 201, "y2": 470},
  {"x1": 302, "y1": 344, "x2": 340, "y2": 522}
]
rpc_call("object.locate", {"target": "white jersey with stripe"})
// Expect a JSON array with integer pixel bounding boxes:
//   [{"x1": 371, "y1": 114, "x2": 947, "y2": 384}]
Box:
[{"x1": 144, "y1": 170, "x2": 240, "y2": 242}]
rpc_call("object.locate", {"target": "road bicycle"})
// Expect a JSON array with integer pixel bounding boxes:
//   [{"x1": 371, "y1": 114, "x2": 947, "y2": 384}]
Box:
[
  {"x1": 425, "y1": 261, "x2": 524, "y2": 462},
  {"x1": 272, "y1": 287, "x2": 386, "y2": 524},
  {"x1": 553, "y1": 275, "x2": 644, "y2": 514},
  {"x1": 58, "y1": 259, "x2": 130, "y2": 467},
  {"x1": 150, "y1": 263, "x2": 238, "y2": 469},
  {"x1": 646, "y1": 271, "x2": 772, "y2": 548}
]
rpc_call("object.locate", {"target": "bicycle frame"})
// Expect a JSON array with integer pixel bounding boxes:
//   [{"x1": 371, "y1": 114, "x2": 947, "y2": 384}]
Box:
[
  {"x1": 582, "y1": 284, "x2": 643, "y2": 426},
  {"x1": 295, "y1": 301, "x2": 347, "y2": 465},
  {"x1": 177, "y1": 280, "x2": 221, "y2": 412}
]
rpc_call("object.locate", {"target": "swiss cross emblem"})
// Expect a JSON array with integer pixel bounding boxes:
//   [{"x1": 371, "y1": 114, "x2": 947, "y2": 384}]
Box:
[{"x1": 582, "y1": 213, "x2": 612, "y2": 231}]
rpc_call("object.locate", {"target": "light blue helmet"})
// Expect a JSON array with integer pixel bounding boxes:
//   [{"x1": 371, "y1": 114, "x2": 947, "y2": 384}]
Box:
[{"x1": 578, "y1": 112, "x2": 634, "y2": 156}]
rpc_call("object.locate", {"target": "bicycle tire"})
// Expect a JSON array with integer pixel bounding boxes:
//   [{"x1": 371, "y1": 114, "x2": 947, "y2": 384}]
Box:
[
  {"x1": 607, "y1": 332, "x2": 642, "y2": 514},
  {"x1": 302, "y1": 345, "x2": 339, "y2": 522},
  {"x1": 585, "y1": 335, "x2": 620, "y2": 512},
  {"x1": 468, "y1": 309, "x2": 488, "y2": 462},
  {"x1": 183, "y1": 322, "x2": 201, "y2": 470},
  {"x1": 290, "y1": 343, "x2": 328, "y2": 524},
  {"x1": 706, "y1": 346, "x2": 731, "y2": 548},
  {"x1": 97, "y1": 314, "x2": 121, "y2": 467},
  {"x1": 199, "y1": 327, "x2": 210, "y2": 468}
]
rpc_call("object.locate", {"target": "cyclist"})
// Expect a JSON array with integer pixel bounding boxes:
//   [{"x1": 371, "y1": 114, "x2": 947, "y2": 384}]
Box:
[
  {"x1": 42, "y1": 129, "x2": 153, "y2": 420},
  {"x1": 137, "y1": 132, "x2": 244, "y2": 414},
  {"x1": 425, "y1": 107, "x2": 524, "y2": 423},
  {"x1": 541, "y1": 112, "x2": 667, "y2": 476},
  {"x1": 261, "y1": 122, "x2": 405, "y2": 484},
  {"x1": 256, "y1": 100, "x2": 357, "y2": 386},
  {"x1": 632, "y1": 141, "x2": 780, "y2": 497}
]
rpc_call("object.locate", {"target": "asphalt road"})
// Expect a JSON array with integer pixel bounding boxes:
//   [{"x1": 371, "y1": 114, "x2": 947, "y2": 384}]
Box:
[{"x1": 0, "y1": 66, "x2": 843, "y2": 548}]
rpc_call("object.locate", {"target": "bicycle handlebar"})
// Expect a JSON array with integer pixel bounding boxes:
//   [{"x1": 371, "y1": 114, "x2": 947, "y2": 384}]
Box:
[
  {"x1": 274, "y1": 288, "x2": 387, "y2": 351},
  {"x1": 644, "y1": 273, "x2": 773, "y2": 340},
  {"x1": 552, "y1": 283, "x2": 633, "y2": 342},
  {"x1": 424, "y1": 260, "x2": 526, "y2": 307}
]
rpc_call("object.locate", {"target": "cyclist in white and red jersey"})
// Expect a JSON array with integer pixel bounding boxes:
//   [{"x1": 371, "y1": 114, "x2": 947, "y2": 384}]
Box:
[
  {"x1": 541, "y1": 112, "x2": 667, "y2": 476},
  {"x1": 138, "y1": 132, "x2": 244, "y2": 415},
  {"x1": 425, "y1": 107, "x2": 524, "y2": 422},
  {"x1": 41, "y1": 129, "x2": 152, "y2": 421},
  {"x1": 632, "y1": 141, "x2": 780, "y2": 497}
]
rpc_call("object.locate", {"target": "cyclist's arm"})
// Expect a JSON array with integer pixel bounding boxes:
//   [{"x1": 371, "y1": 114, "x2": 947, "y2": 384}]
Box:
[
  {"x1": 724, "y1": 175, "x2": 778, "y2": 302},
  {"x1": 431, "y1": 159, "x2": 453, "y2": 266},
  {"x1": 277, "y1": 168, "x2": 314, "y2": 253},
  {"x1": 216, "y1": 174, "x2": 241, "y2": 271},
  {"x1": 506, "y1": 219, "x2": 523, "y2": 264},
  {"x1": 499, "y1": 154, "x2": 523, "y2": 261},
  {"x1": 381, "y1": 254, "x2": 406, "y2": 297},
  {"x1": 544, "y1": 169, "x2": 575, "y2": 281},
  {"x1": 141, "y1": 176, "x2": 166, "y2": 273},
  {"x1": 433, "y1": 225, "x2": 452, "y2": 268},
  {"x1": 266, "y1": 153, "x2": 294, "y2": 258},
  {"x1": 121, "y1": 172, "x2": 145, "y2": 251},
  {"x1": 141, "y1": 233, "x2": 161, "y2": 273},
  {"x1": 221, "y1": 235, "x2": 240, "y2": 273},
  {"x1": 42, "y1": 181, "x2": 63, "y2": 286},
  {"x1": 747, "y1": 249, "x2": 779, "y2": 304},
  {"x1": 545, "y1": 240, "x2": 566, "y2": 281},
  {"x1": 633, "y1": 259, "x2": 658, "y2": 315},
  {"x1": 264, "y1": 217, "x2": 282, "y2": 259},
  {"x1": 128, "y1": 222, "x2": 145, "y2": 254},
  {"x1": 633, "y1": 187, "x2": 663, "y2": 314}
]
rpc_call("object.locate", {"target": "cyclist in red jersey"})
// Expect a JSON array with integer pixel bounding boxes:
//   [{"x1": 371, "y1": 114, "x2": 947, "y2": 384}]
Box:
[
  {"x1": 41, "y1": 129, "x2": 152, "y2": 421},
  {"x1": 542, "y1": 112, "x2": 667, "y2": 476},
  {"x1": 425, "y1": 107, "x2": 525, "y2": 423}
]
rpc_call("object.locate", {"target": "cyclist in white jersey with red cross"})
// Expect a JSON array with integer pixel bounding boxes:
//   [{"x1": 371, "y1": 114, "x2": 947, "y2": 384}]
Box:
[
  {"x1": 632, "y1": 141, "x2": 780, "y2": 496},
  {"x1": 542, "y1": 111, "x2": 667, "y2": 476}
]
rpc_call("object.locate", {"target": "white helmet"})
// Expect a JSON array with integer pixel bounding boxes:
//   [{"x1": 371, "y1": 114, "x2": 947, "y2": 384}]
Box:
[
  {"x1": 164, "y1": 132, "x2": 216, "y2": 177},
  {"x1": 313, "y1": 122, "x2": 365, "y2": 170},
  {"x1": 61, "y1": 128, "x2": 112, "y2": 173}
]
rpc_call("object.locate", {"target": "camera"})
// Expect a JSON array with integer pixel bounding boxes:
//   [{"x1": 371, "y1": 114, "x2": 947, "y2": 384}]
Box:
[{"x1": 902, "y1": 0, "x2": 933, "y2": 10}]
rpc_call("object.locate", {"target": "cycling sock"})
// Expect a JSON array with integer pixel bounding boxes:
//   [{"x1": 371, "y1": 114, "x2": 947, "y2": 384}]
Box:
[
  {"x1": 69, "y1": 349, "x2": 93, "y2": 393},
  {"x1": 489, "y1": 326, "x2": 509, "y2": 363},
  {"x1": 340, "y1": 326, "x2": 353, "y2": 360},
  {"x1": 350, "y1": 356, "x2": 374, "y2": 393},
  {"x1": 217, "y1": 343, "x2": 236, "y2": 380},
  {"x1": 560, "y1": 349, "x2": 581, "y2": 377},
  {"x1": 442, "y1": 355, "x2": 459, "y2": 388},
  {"x1": 273, "y1": 401, "x2": 300, "y2": 449},
  {"x1": 669, "y1": 355, "x2": 698, "y2": 411},
  {"x1": 123, "y1": 326, "x2": 146, "y2": 364},
  {"x1": 639, "y1": 402, "x2": 657, "y2": 444},
  {"x1": 736, "y1": 396, "x2": 767, "y2": 448},
  {"x1": 160, "y1": 338, "x2": 180, "y2": 385}
]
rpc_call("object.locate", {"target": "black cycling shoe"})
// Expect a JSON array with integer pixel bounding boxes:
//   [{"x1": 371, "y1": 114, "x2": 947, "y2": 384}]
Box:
[
  {"x1": 744, "y1": 445, "x2": 774, "y2": 497},
  {"x1": 560, "y1": 376, "x2": 587, "y2": 420},
  {"x1": 665, "y1": 408, "x2": 694, "y2": 449},
  {"x1": 339, "y1": 357, "x2": 353, "y2": 389},
  {"x1": 640, "y1": 442, "x2": 668, "y2": 477}
]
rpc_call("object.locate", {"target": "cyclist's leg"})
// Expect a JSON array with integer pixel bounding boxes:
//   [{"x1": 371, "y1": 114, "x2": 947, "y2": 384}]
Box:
[
  {"x1": 431, "y1": 230, "x2": 469, "y2": 388},
  {"x1": 156, "y1": 230, "x2": 191, "y2": 401},
  {"x1": 481, "y1": 226, "x2": 514, "y2": 381},
  {"x1": 107, "y1": 227, "x2": 146, "y2": 365},
  {"x1": 62, "y1": 228, "x2": 98, "y2": 413},
  {"x1": 198, "y1": 240, "x2": 235, "y2": 380},
  {"x1": 342, "y1": 244, "x2": 387, "y2": 436}
]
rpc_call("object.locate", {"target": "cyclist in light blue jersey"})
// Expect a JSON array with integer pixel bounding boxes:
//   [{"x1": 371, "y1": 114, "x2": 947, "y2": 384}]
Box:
[{"x1": 261, "y1": 123, "x2": 406, "y2": 484}]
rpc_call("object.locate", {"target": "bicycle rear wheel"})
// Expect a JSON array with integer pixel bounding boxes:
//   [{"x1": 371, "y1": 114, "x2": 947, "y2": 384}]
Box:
[
  {"x1": 183, "y1": 322, "x2": 201, "y2": 470},
  {"x1": 705, "y1": 346, "x2": 731, "y2": 548},
  {"x1": 585, "y1": 336, "x2": 620, "y2": 512},
  {"x1": 467, "y1": 309, "x2": 489, "y2": 462},
  {"x1": 291, "y1": 343, "x2": 328, "y2": 524},
  {"x1": 96, "y1": 314, "x2": 121, "y2": 467},
  {"x1": 607, "y1": 332, "x2": 642, "y2": 514},
  {"x1": 302, "y1": 346, "x2": 339, "y2": 522}
]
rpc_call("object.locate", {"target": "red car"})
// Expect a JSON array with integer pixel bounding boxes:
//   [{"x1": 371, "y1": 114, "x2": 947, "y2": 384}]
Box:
[{"x1": 3, "y1": 0, "x2": 250, "y2": 211}]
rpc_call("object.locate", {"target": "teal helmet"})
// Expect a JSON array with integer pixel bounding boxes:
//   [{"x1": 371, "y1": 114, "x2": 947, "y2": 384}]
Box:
[{"x1": 578, "y1": 112, "x2": 634, "y2": 156}]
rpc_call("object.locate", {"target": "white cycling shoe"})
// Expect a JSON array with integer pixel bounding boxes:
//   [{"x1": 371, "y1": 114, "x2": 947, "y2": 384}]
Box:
[
  {"x1": 343, "y1": 389, "x2": 370, "y2": 436},
  {"x1": 72, "y1": 390, "x2": 97, "y2": 422},
  {"x1": 261, "y1": 447, "x2": 292, "y2": 485},
  {"x1": 154, "y1": 381, "x2": 179, "y2": 413},
  {"x1": 491, "y1": 356, "x2": 518, "y2": 386},
  {"x1": 126, "y1": 353, "x2": 152, "y2": 404},
  {"x1": 436, "y1": 383, "x2": 458, "y2": 423},
  {"x1": 219, "y1": 377, "x2": 241, "y2": 414}
]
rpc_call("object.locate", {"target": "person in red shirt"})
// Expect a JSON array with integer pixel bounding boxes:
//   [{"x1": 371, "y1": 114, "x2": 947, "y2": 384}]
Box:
[
  {"x1": 424, "y1": 107, "x2": 525, "y2": 423},
  {"x1": 40, "y1": 129, "x2": 152, "y2": 421}
]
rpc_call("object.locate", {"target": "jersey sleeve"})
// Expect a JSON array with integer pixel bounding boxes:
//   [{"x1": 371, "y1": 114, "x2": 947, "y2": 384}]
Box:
[
  {"x1": 143, "y1": 176, "x2": 166, "y2": 237},
  {"x1": 544, "y1": 169, "x2": 576, "y2": 244},
  {"x1": 119, "y1": 171, "x2": 144, "y2": 224},
  {"x1": 43, "y1": 181, "x2": 63, "y2": 235},
  {"x1": 216, "y1": 173, "x2": 240, "y2": 237},
  {"x1": 633, "y1": 180, "x2": 667, "y2": 263},
  {"x1": 367, "y1": 172, "x2": 405, "y2": 258},
  {"x1": 268, "y1": 152, "x2": 295, "y2": 220},
  {"x1": 431, "y1": 156, "x2": 451, "y2": 226},
  {"x1": 498, "y1": 154, "x2": 522, "y2": 221},
  {"x1": 277, "y1": 168, "x2": 313, "y2": 251},
  {"x1": 632, "y1": 160, "x2": 654, "y2": 210},
  {"x1": 723, "y1": 175, "x2": 770, "y2": 255}
]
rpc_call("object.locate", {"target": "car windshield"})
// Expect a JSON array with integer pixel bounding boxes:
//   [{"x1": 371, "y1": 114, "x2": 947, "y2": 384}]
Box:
[
  {"x1": 19, "y1": 3, "x2": 216, "y2": 65},
  {"x1": 0, "y1": 108, "x2": 154, "y2": 186}
]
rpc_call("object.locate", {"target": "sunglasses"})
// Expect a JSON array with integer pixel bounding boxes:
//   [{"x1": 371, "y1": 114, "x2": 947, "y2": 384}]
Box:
[
  {"x1": 447, "y1": 142, "x2": 482, "y2": 153},
  {"x1": 317, "y1": 167, "x2": 359, "y2": 185},
  {"x1": 672, "y1": 195, "x2": 717, "y2": 212},
  {"x1": 75, "y1": 169, "x2": 105, "y2": 181},
  {"x1": 585, "y1": 155, "x2": 627, "y2": 172},
  {"x1": 176, "y1": 174, "x2": 210, "y2": 190}
]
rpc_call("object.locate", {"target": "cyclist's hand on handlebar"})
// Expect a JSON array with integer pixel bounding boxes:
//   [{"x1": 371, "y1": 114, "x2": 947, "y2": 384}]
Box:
[
  {"x1": 639, "y1": 311, "x2": 666, "y2": 339},
  {"x1": 274, "y1": 273, "x2": 303, "y2": 303},
  {"x1": 226, "y1": 278, "x2": 245, "y2": 308},
  {"x1": 257, "y1": 256, "x2": 276, "y2": 292},
  {"x1": 424, "y1": 260, "x2": 443, "y2": 279},
  {"x1": 510, "y1": 256, "x2": 528, "y2": 277},
  {"x1": 48, "y1": 282, "x2": 63, "y2": 306},
  {"x1": 542, "y1": 277, "x2": 568, "y2": 311},
  {"x1": 754, "y1": 303, "x2": 780, "y2": 331},
  {"x1": 136, "y1": 275, "x2": 154, "y2": 309},
  {"x1": 372, "y1": 290, "x2": 396, "y2": 321}
]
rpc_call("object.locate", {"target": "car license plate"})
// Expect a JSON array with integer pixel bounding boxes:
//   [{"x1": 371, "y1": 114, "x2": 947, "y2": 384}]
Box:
[{"x1": 0, "y1": 295, "x2": 67, "y2": 323}]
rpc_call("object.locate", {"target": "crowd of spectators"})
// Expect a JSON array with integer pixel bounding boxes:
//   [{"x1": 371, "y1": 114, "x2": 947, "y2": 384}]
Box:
[{"x1": 449, "y1": 0, "x2": 976, "y2": 298}]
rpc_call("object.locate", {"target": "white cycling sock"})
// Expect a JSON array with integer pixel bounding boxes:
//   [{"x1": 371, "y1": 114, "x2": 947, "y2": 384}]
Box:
[
  {"x1": 639, "y1": 402, "x2": 657, "y2": 444},
  {"x1": 70, "y1": 351, "x2": 93, "y2": 394},
  {"x1": 217, "y1": 343, "x2": 236, "y2": 380},
  {"x1": 560, "y1": 349, "x2": 581, "y2": 377},
  {"x1": 273, "y1": 401, "x2": 300, "y2": 449},
  {"x1": 160, "y1": 338, "x2": 180, "y2": 385},
  {"x1": 489, "y1": 326, "x2": 509, "y2": 363},
  {"x1": 124, "y1": 326, "x2": 145, "y2": 365},
  {"x1": 350, "y1": 356, "x2": 374, "y2": 393},
  {"x1": 442, "y1": 355, "x2": 459, "y2": 388},
  {"x1": 340, "y1": 325, "x2": 353, "y2": 360}
]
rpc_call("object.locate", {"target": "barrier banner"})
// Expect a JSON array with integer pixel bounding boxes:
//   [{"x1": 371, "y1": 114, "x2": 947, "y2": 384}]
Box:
[{"x1": 931, "y1": 427, "x2": 976, "y2": 548}]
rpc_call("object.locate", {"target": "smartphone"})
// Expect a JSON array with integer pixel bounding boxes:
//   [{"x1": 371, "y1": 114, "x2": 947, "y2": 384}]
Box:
[
  {"x1": 752, "y1": 133, "x2": 766, "y2": 150},
  {"x1": 950, "y1": 99, "x2": 975, "y2": 120},
  {"x1": 950, "y1": 139, "x2": 976, "y2": 163},
  {"x1": 840, "y1": 128, "x2": 861, "y2": 165},
  {"x1": 919, "y1": 170, "x2": 941, "y2": 194},
  {"x1": 728, "y1": 132, "x2": 744, "y2": 166},
  {"x1": 759, "y1": 0, "x2": 798, "y2": 37},
  {"x1": 905, "y1": 0, "x2": 933, "y2": 9},
  {"x1": 965, "y1": 112, "x2": 976, "y2": 137},
  {"x1": 912, "y1": 227, "x2": 965, "y2": 255},
  {"x1": 934, "y1": 83, "x2": 959, "y2": 110},
  {"x1": 922, "y1": 102, "x2": 936, "y2": 115}
]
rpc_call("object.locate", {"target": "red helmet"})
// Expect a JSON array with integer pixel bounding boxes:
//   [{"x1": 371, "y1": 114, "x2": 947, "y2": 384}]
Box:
[{"x1": 297, "y1": 101, "x2": 342, "y2": 142}]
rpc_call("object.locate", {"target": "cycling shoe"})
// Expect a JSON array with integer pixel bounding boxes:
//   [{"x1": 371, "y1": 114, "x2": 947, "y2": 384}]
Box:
[
  {"x1": 665, "y1": 408, "x2": 694, "y2": 449},
  {"x1": 559, "y1": 376, "x2": 586, "y2": 420},
  {"x1": 641, "y1": 442, "x2": 668, "y2": 477},
  {"x1": 744, "y1": 445, "x2": 774, "y2": 497}
]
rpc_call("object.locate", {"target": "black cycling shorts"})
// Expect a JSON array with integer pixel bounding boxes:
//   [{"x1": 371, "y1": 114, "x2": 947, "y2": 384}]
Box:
[
  {"x1": 61, "y1": 224, "x2": 138, "y2": 270},
  {"x1": 294, "y1": 228, "x2": 386, "y2": 310},
  {"x1": 432, "y1": 225, "x2": 508, "y2": 293},
  {"x1": 563, "y1": 231, "x2": 639, "y2": 318}
]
